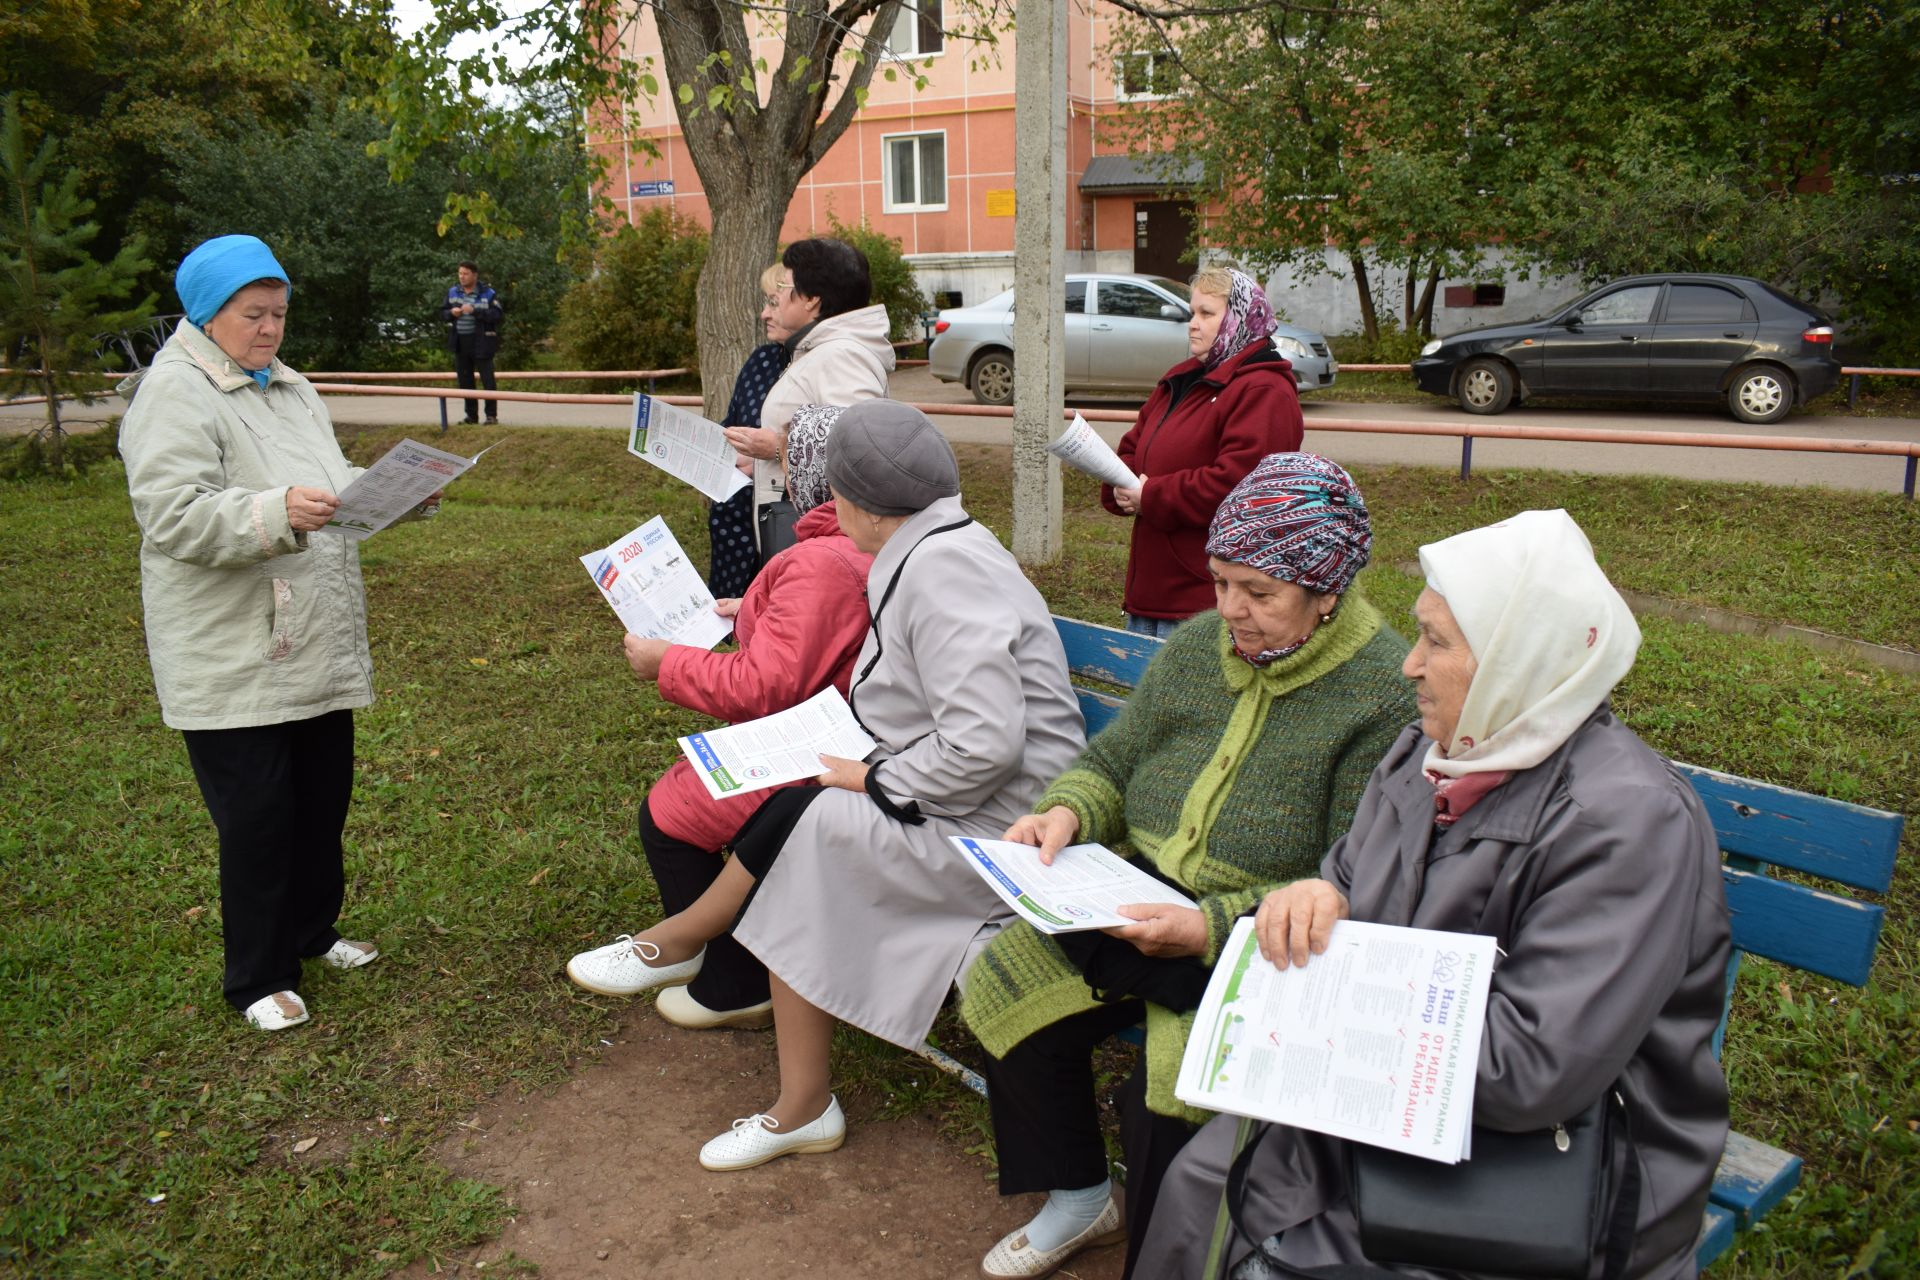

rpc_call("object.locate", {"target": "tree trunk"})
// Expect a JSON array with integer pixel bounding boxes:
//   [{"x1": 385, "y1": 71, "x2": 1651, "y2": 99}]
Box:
[
  {"x1": 1403, "y1": 256, "x2": 1419, "y2": 331},
  {"x1": 1348, "y1": 249, "x2": 1378, "y2": 347},
  {"x1": 1414, "y1": 262, "x2": 1441, "y2": 337},
  {"x1": 697, "y1": 186, "x2": 792, "y2": 423},
  {"x1": 35, "y1": 357, "x2": 64, "y2": 471}
]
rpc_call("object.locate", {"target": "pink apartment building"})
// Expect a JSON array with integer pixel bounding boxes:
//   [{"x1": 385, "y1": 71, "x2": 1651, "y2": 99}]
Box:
[{"x1": 591, "y1": 1, "x2": 1199, "y2": 310}]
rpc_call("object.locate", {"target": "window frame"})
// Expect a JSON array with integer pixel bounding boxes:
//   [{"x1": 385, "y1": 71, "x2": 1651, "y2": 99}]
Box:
[
  {"x1": 880, "y1": 129, "x2": 950, "y2": 214},
  {"x1": 885, "y1": 0, "x2": 945, "y2": 59},
  {"x1": 1114, "y1": 50, "x2": 1180, "y2": 102}
]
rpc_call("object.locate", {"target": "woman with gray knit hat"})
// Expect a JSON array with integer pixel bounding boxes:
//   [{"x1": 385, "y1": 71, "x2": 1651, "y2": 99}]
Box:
[
  {"x1": 593, "y1": 400, "x2": 1084, "y2": 1169},
  {"x1": 960, "y1": 453, "x2": 1415, "y2": 1279}
]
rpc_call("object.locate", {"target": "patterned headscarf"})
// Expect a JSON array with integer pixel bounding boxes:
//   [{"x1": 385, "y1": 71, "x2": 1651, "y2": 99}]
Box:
[
  {"x1": 1198, "y1": 268, "x2": 1278, "y2": 369},
  {"x1": 1205, "y1": 452, "x2": 1372, "y2": 594}
]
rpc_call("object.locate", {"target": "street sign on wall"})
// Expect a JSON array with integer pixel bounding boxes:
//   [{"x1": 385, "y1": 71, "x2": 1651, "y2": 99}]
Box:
[{"x1": 629, "y1": 181, "x2": 676, "y2": 198}]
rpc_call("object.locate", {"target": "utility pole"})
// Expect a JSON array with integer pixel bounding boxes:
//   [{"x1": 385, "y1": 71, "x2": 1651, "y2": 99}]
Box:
[{"x1": 1009, "y1": 0, "x2": 1066, "y2": 564}]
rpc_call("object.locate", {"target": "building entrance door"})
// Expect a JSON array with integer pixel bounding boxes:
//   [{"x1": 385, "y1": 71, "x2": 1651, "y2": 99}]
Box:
[{"x1": 1132, "y1": 200, "x2": 1196, "y2": 281}]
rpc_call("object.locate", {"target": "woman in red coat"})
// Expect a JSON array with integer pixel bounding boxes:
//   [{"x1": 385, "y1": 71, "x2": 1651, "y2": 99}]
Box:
[
  {"x1": 565, "y1": 500, "x2": 874, "y2": 1025},
  {"x1": 1104, "y1": 267, "x2": 1304, "y2": 636}
]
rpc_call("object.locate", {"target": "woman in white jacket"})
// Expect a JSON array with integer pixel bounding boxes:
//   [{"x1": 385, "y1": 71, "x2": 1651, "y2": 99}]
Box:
[
  {"x1": 723, "y1": 237, "x2": 895, "y2": 557},
  {"x1": 119, "y1": 235, "x2": 433, "y2": 1033}
]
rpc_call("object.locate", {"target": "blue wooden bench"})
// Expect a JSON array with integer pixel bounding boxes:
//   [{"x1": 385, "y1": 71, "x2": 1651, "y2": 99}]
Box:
[{"x1": 924, "y1": 615, "x2": 1903, "y2": 1270}]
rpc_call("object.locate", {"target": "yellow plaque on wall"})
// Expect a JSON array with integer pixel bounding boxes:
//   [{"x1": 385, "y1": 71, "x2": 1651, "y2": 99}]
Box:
[{"x1": 985, "y1": 189, "x2": 1016, "y2": 217}]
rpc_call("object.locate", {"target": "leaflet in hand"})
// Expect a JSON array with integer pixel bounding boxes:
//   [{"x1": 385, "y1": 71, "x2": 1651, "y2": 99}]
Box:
[
  {"x1": 1176, "y1": 918, "x2": 1496, "y2": 1163},
  {"x1": 1046, "y1": 413, "x2": 1140, "y2": 490},
  {"x1": 952, "y1": 836, "x2": 1197, "y2": 933},
  {"x1": 580, "y1": 516, "x2": 733, "y2": 649},
  {"x1": 629, "y1": 394, "x2": 751, "y2": 503},
  {"x1": 678, "y1": 687, "x2": 876, "y2": 801},
  {"x1": 326, "y1": 437, "x2": 494, "y2": 539}
]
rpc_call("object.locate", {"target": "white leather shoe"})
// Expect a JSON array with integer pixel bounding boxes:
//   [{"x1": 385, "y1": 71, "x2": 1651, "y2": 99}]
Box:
[
  {"x1": 319, "y1": 939, "x2": 379, "y2": 970},
  {"x1": 243, "y1": 990, "x2": 310, "y2": 1032},
  {"x1": 655, "y1": 983, "x2": 774, "y2": 1030},
  {"x1": 698, "y1": 1096, "x2": 846, "y2": 1171},
  {"x1": 979, "y1": 1193, "x2": 1125, "y2": 1279},
  {"x1": 566, "y1": 936, "x2": 703, "y2": 996}
]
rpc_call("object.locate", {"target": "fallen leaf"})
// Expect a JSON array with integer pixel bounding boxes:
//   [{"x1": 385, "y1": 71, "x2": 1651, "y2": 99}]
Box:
[
  {"x1": 184, "y1": 906, "x2": 205, "y2": 922},
  {"x1": 525, "y1": 866, "x2": 551, "y2": 887},
  {"x1": 469, "y1": 657, "x2": 489, "y2": 667},
  {"x1": 427, "y1": 748, "x2": 441, "y2": 758},
  {"x1": 292, "y1": 1137, "x2": 318, "y2": 1154},
  {"x1": 147, "y1": 1193, "x2": 167, "y2": 1205}
]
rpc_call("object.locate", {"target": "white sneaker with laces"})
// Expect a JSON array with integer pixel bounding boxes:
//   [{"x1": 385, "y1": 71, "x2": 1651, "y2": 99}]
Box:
[
  {"x1": 319, "y1": 939, "x2": 380, "y2": 970},
  {"x1": 243, "y1": 990, "x2": 310, "y2": 1032},
  {"x1": 979, "y1": 1193, "x2": 1126, "y2": 1279},
  {"x1": 566, "y1": 935, "x2": 704, "y2": 996},
  {"x1": 698, "y1": 1096, "x2": 846, "y2": 1171}
]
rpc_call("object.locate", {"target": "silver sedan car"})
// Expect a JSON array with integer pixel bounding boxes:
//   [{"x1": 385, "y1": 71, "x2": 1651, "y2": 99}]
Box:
[{"x1": 927, "y1": 272, "x2": 1337, "y2": 406}]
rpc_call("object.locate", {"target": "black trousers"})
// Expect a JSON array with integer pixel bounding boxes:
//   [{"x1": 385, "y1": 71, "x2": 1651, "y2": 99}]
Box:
[
  {"x1": 181, "y1": 710, "x2": 355, "y2": 1011},
  {"x1": 453, "y1": 333, "x2": 497, "y2": 422},
  {"x1": 637, "y1": 795, "x2": 772, "y2": 1011},
  {"x1": 984, "y1": 1000, "x2": 1203, "y2": 1280}
]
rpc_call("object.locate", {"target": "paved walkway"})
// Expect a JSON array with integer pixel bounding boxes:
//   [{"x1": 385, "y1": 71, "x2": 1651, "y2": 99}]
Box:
[{"x1": 14, "y1": 368, "x2": 1917, "y2": 494}]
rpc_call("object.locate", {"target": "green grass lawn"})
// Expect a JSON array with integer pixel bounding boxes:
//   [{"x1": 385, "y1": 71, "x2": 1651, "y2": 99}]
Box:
[{"x1": 2, "y1": 428, "x2": 1913, "y2": 1277}]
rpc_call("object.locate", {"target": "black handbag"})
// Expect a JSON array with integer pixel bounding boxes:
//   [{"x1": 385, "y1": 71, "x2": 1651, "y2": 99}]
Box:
[
  {"x1": 1350, "y1": 1093, "x2": 1635, "y2": 1280},
  {"x1": 756, "y1": 496, "x2": 799, "y2": 558},
  {"x1": 1221, "y1": 1095, "x2": 1638, "y2": 1280}
]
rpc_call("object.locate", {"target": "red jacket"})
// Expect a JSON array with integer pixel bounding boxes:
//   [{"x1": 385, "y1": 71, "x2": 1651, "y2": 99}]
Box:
[
  {"x1": 647, "y1": 503, "x2": 873, "y2": 849},
  {"x1": 1102, "y1": 343, "x2": 1303, "y2": 619}
]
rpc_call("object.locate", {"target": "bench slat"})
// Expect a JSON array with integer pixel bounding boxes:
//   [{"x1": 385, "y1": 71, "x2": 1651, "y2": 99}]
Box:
[
  {"x1": 1675, "y1": 762, "x2": 1903, "y2": 893},
  {"x1": 1076, "y1": 689, "x2": 1126, "y2": 737},
  {"x1": 1722, "y1": 866, "x2": 1885, "y2": 986},
  {"x1": 1710, "y1": 1130, "x2": 1802, "y2": 1229},
  {"x1": 1053, "y1": 615, "x2": 1163, "y2": 689},
  {"x1": 1695, "y1": 1202, "x2": 1738, "y2": 1270}
]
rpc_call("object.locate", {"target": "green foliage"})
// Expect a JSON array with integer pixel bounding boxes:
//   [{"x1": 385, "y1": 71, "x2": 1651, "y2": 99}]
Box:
[
  {"x1": 823, "y1": 211, "x2": 929, "y2": 341},
  {"x1": 0, "y1": 96, "x2": 153, "y2": 471},
  {"x1": 553, "y1": 209, "x2": 710, "y2": 373},
  {"x1": 170, "y1": 98, "x2": 583, "y2": 371},
  {"x1": 1356, "y1": 319, "x2": 1432, "y2": 366},
  {"x1": 0, "y1": 416, "x2": 119, "y2": 481}
]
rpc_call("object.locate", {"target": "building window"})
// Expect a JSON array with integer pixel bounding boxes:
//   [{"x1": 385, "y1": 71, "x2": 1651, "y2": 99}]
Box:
[
  {"x1": 1443, "y1": 284, "x2": 1508, "y2": 308},
  {"x1": 886, "y1": 0, "x2": 943, "y2": 58},
  {"x1": 883, "y1": 131, "x2": 947, "y2": 211},
  {"x1": 1115, "y1": 51, "x2": 1180, "y2": 101}
]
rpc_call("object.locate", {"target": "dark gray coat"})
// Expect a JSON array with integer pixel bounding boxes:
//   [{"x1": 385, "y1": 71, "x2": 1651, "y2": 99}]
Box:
[{"x1": 1138, "y1": 707, "x2": 1731, "y2": 1280}]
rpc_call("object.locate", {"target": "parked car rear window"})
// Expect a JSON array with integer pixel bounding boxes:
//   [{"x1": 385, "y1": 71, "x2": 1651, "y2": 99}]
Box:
[
  {"x1": 1576, "y1": 285, "x2": 1660, "y2": 325},
  {"x1": 1664, "y1": 284, "x2": 1753, "y2": 324},
  {"x1": 1100, "y1": 282, "x2": 1179, "y2": 320}
]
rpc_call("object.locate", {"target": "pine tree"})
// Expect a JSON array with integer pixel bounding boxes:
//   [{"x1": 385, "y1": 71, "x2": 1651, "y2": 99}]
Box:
[{"x1": 0, "y1": 95, "x2": 154, "y2": 472}]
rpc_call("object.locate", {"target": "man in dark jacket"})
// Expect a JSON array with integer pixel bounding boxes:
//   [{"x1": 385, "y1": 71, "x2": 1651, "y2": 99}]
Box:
[{"x1": 442, "y1": 261, "x2": 503, "y2": 425}]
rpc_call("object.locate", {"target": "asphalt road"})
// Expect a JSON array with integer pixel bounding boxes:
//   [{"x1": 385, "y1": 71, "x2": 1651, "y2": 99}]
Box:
[{"x1": 17, "y1": 366, "x2": 1918, "y2": 494}]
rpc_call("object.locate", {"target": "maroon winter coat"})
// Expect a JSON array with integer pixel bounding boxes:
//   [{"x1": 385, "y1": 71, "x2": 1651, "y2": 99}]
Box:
[
  {"x1": 647, "y1": 503, "x2": 873, "y2": 849},
  {"x1": 1101, "y1": 343, "x2": 1304, "y2": 620}
]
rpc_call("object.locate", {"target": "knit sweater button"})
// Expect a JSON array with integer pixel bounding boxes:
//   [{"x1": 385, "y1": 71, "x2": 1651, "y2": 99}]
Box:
[{"x1": 1187, "y1": 826, "x2": 1197, "y2": 839}]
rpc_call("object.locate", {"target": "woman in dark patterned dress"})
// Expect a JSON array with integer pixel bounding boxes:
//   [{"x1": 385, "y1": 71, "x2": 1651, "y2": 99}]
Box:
[{"x1": 707, "y1": 264, "x2": 793, "y2": 597}]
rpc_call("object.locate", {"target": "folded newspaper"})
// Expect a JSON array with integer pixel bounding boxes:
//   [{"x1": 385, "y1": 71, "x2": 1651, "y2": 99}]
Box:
[
  {"x1": 1176, "y1": 917, "x2": 1497, "y2": 1163},
  {"x1": 580, "y1": 516, "x2": 733, "y2": 649},
  {"x1": 951, "y1": 836, "x2": 1196, "y2": 933},
  {"x1": 1046, "y1": 413, "x2": 1140, "y2": 489}
]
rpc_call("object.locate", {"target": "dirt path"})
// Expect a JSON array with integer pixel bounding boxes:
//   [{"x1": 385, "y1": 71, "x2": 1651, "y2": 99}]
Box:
[{"x1": 407, "y1": 1005, "x2": 1128, "y2": 1280}]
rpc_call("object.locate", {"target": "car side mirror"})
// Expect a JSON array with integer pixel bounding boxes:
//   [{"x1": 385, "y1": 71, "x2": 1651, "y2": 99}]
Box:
[{"x1": 1161, "y1": 304, "x2": 1188, "y2": 321}]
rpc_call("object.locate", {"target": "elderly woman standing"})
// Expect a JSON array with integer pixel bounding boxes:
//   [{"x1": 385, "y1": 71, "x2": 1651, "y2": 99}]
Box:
[
  {"x1": 1105, "y1": 267, "x2": 1303, "y2": 638},
  {"x1": 724, "y1": 238, "x2": 895, "y2": 558},
  {"x1": 707, "y1": 264, "x2": 796, "y2": 597},
  {"x1": 119, "y1": 235, "x2": 423, "y2": 1032},
  {"x1": 960, "y1": 455, "x2": 1415, "y2": 1280},
  {"x1": 1138, "y1": 510, "x2": 1731, "y2": 1280}
]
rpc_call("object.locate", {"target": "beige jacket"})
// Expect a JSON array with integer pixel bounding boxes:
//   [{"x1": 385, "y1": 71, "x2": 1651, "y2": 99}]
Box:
[
  {"x1": 119, "y1": 321, "x2": 373, "y2": 730},
  {"x1": 752, "y1": 304, "x2": 896, "y2": 514}
]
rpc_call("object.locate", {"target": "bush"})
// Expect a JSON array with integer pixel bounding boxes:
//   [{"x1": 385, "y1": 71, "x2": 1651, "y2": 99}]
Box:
[
  {"x1": 553, "y1": 210, "x2": 709, "y2": 374},
  {"x1": 823, "y1": 212, "x2": 929, "y2": 342},
  {"x1": 1360, "y1": 319, "x2": 1431, "y2": 364},
  {"x1": 0, "y1": 418, "x2": 120, "y2": 480}
]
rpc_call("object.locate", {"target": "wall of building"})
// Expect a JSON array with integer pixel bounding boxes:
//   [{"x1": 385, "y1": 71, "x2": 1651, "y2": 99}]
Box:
[{"x1": 1258, "y1": 248, "x2": 1588, "y2": 339}]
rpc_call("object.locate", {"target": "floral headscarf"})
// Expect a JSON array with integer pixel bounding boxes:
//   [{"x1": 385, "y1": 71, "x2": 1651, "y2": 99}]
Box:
[{"x1": 1198, "y1": 268, "x2": 1278, "y2": 369}]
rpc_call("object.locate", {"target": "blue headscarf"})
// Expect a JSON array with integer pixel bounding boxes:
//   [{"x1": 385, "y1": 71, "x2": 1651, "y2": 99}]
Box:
[{"x1": 175, "y1": 235, "x2": 291, "y2": 370}]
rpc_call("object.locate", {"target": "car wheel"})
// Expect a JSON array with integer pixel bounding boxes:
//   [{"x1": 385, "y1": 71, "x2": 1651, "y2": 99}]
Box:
[
  {"x1": 968, "y1": 350, "x2": 1015, "y2": 406},
  {"x1": 1727, "y1": 364, "x2": 1793, "y2": 424},
  {"x1": 1456, "y1": 358, "x2": 1514, "y2": 415}
]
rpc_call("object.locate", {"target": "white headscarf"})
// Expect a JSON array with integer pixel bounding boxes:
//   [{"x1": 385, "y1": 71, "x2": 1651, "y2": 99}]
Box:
[{"x1": 1417, "y1": 509, "x2": 1640, "y2": 778}]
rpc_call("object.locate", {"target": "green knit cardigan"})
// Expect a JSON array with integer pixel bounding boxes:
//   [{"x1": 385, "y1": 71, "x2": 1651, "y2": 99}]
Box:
[{"x1": 959, "y1": 596, "x2": 1416, "y2": 1120}]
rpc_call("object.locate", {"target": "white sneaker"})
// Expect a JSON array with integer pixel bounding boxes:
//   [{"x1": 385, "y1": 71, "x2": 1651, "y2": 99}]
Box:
[
  {"x1": 566, "y1": 935, "x2": 703, "y2": 996},
  {"x1": 655, "y1": 983, "x2": 774, "y2": 1030},
  {"x1": 698, "y1": 1096, "x2": 846, "y2": 1171},
  {"x1": 980, "y1": 1193, "x2": 1126, "y2": 1279},
  {"x1": 243, "y1": 990, "x2": 310, "y2": 1032},
  {"x1": 319, "y1": 939, "x2": 379, "y2": 970}
]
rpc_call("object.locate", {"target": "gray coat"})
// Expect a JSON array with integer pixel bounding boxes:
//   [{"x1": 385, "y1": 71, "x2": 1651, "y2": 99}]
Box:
[
  {"x1": 120, "y1": 322, "x2": 372, "y2": 730},
  {"x1": 732, "y1": 496, "x2": 1086, "y2": 1049},
  {"x1": 1138, "y1": 707, "x2": 1730, "y2": 1280}
]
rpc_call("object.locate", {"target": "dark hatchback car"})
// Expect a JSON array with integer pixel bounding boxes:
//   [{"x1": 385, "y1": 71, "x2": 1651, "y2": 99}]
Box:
[{"x1": 1411, "y1": 274, "x2": 1839, "y2": 424}]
